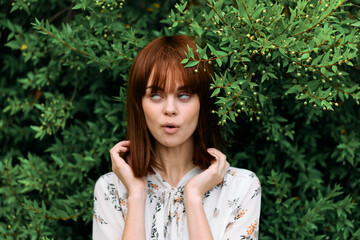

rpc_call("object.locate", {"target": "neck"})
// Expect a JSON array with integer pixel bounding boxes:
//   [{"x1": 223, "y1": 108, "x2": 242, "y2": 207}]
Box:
[{"x1": 154, "y1": 138, "x2": 196, "y2": 187}]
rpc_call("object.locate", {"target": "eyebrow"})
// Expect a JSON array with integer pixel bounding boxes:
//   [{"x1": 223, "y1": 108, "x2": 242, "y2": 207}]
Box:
[{"x1": 146, "y1": 85, "x2": 190, "y2": 91}]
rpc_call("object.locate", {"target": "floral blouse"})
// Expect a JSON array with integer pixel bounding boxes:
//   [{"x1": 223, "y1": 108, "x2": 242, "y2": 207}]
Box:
[{"x1": 93, "y1": 166, "x2": 261, "y2": 240}]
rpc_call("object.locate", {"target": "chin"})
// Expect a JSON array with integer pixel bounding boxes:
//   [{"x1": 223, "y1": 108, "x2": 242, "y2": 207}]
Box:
[
  {"x1": 153, "y1": 133, "x2": 194, "y2": 149},
  {"x1": 156, "y1": 137, "x2": 190, "y2": 148},
  {"x1": 158, "y1": 141, "x2": 182, "y2": 148}
]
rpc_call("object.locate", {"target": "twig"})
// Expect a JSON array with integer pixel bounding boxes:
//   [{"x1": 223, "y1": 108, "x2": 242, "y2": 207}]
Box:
[
  {"x1": 292, "y1": 0, "x2": 347, "y2": 37},
  {"x1": 36, "y1": 25, "x2": 89, "y2": 56},
  {"x1": 240, "y1": 0, "x2": 260, "y2": 38},
  {"x1": 273, "y1": 177, "x2": 285, "y2": 213},
  {"x1": 6, "y1": 163, "x2": 84, "y2": 221},
  {"x1": 6, "y1": 165, "x2": 23, "y2": 206},
  {"x1": 49, "y1": 4, "x2": 75, "y2": 23},
  {"x1": 289, "y1": 56, "x2": 355, "y2": 68},
  {"x1": 70, "y1": 79, "x2": 78, "y2": 102},
  {"x1": 206, "y1": 0, "x2": 228, "y2": 26},
  {"x1": 279, "y1": 3, "x2": 308, "y2": 36},
  {"x1": 132, "y1": 38, "x2": 139, "y2": 52}
]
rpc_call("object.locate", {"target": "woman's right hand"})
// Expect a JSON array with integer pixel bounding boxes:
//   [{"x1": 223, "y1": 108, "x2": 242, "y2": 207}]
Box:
[{"x1": 110, "y1": 140, "x2": 148, "y2": 197}]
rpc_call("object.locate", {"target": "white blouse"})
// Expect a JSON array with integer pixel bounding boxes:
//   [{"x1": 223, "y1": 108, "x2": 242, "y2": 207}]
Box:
[{"x1": 93, "y1": 166, "x2": 261, "y2": 240}]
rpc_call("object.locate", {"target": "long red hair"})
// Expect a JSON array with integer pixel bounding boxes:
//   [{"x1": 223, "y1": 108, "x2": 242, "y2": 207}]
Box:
[{"x1": 126, "y1": 35, "x2": 223, "y2": 177}]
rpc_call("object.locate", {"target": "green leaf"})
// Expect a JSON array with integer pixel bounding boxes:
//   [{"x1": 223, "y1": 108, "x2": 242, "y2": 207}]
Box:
[
  {"x1": 181, "y1": 58, "x2": 189, "y2": 64},
  {"x1": 198, "y1": 45, "x2": 208, "y2": 60},
  {"x1": 51, "y1": 154, "x2": 64, "y2": 167},
  {"x1": 30, "y1": 125, "x2": 41, "y2": 132},
  {"x1": 261, "y1": 73, "x2": 268, "y2": 83},
  {"x1": 4, "y1": 41, "x2": 19, "y2": 49},
  {"x1": 285, "y1": 85, "x2": 303, "y2": 95},
  {"x1": 351, "y1": 21, "x2": 360, "y2": 27},
  {"x1": 72, "y1": 4, "x2": 83, "y2": 10},
  {"x1": 184, "y1": 60, "x2": 199, "y2": 68},
  {"x1": 216, "y1": 58, "x2": 222, "y2": 67}
]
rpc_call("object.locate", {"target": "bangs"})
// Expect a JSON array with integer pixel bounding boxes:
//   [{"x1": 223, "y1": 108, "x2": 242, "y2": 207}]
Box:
[
  {"x1": 128, "y1": 35, "x2": 212, "y2": 100},
  {"x1": 148, "y1": 58, "x2": 197, "y2": 94}
]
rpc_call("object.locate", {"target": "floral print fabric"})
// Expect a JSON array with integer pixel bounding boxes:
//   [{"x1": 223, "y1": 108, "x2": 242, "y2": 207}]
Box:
[{"x1": 93, "y1": 166, "x2": 261, "y2": 240}]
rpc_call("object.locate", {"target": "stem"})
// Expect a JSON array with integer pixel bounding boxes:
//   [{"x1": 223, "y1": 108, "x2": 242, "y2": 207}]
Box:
[
  {"x1": 292, "y1": 0, "x2": 347, "y2": 37},
  {"x1": 240, "y1": 0, "x2": 260, "y2": 38},
  {"x1": 289, "y1": 56, "x2": 354, "y2": 68},
  {"x1": 6, "y1": 164, "x2": 84, "y2": 221},
  {"x1": 70, "y1": 79, "x2": 78, "y2": 102},
  {"x1": 279, "y1": 3, "x2": 308, "y2": 36},
  {"x1": 273, "y1": 177, "x2": 285, "y2": 214},
  {"x1": 6, "y1": 165, "x2": 23, "y2": 206},
  {"x1": 49, "y1": 3, "x2": 75, "y2": 23},
  {"x1": 36, "y1": 25, "x2": 89, "y2": 56},
  {"x1": 114, "y1": 49, "x2": 132, "y2": 61},
  {"x1": 206, "y1": 0, "x2": 228, "y2": 26}
]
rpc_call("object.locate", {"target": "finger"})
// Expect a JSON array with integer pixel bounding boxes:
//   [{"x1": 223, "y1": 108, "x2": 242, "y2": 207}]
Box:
[
  {"x1": 110, "y1": 140, "x2": 130, "y2": 157},
  {"x1": 111, "y1": 140, "x2": 130, "y2": 152},
  {"x1": 110, "y1": 146, "x2": 128, "y2": 158},
  {"x1": 223, "y1": 161, "x2": 230, "y2": 175},
  {"x1": 206, "y1": 148, "x2": 218, "y2": 157},
  {"x1": 207, "y1": 148, "x2": 226, "y2": 171},
  {"x1": 110, "y1": 141, "x2": 130, "y2": 168},
  {"x1": 111, "y1": 154, "x2": 132, "y2": 177},
  {"x1": 207, "y1": 149, "x2": 220, "y2": 165},
  {"x1": 207, "y1": 148, "x2": 225, "y2": 160}
]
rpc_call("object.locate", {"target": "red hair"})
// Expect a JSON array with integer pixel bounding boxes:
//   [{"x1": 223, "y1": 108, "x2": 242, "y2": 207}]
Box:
[{"x1": 126, "y1": 35, "x2": 223, "y2": 177}]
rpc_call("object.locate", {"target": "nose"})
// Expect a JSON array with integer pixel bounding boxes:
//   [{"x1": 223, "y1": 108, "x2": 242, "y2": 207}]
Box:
[{"x1": 163, "y1": 96, "x2": 178, "y2": 116}]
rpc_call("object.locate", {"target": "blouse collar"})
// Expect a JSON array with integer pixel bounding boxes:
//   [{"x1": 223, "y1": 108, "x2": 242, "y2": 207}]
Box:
[{"x1": 149, "y1": 166, "x2": 203, "y2": 190}]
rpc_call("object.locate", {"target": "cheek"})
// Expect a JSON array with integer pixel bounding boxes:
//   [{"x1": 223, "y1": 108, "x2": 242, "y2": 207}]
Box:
[
  {"x1": 142, "y1": 100, "x2": 161, "y2": 129},
  {"x1": 188, "y1": 103, "x2": 200, "y2": 126},
  {"x1": 141, "y1": 100, "x2": 153, "y2": 123}
]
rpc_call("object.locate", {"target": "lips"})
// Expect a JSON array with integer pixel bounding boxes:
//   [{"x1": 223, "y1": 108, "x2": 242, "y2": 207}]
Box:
[{"x1": 161, "y1": 123, "x2": 180, "y2": 134}]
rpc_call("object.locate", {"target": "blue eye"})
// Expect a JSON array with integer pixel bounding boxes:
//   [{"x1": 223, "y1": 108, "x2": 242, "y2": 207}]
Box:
[
  {"x1": 179, "y1": 94, "x2": 190, "y2": 100},
  {"x1": 150, "y1": 94, "x2": 161, "y2": 100}
]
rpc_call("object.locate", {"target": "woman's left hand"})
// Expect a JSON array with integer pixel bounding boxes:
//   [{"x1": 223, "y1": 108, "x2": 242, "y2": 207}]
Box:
[{"x1": 184, "y1": 148, "x2": 230, "y2": 198}]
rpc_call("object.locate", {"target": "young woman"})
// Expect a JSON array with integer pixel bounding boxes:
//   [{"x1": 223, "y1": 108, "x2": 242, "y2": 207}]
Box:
[{"x1": 93, "y1": 35, "x2": 261, "y2": 240}]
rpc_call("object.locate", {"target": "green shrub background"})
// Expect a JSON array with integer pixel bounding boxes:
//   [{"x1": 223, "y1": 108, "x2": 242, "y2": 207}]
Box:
[{"x1": 1, "y1": 0, "x2": 359, "y2": 239}]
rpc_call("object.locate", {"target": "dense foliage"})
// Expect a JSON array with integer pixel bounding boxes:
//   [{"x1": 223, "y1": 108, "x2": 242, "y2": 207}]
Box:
[{"x1": 1, "y1": 0, "x2": 359, "y2": 239}]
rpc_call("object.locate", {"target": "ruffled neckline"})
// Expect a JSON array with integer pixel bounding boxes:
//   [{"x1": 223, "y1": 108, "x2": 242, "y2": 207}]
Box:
[{"x1": 149, "y1": 166, "x2": 203, "y2": 190}]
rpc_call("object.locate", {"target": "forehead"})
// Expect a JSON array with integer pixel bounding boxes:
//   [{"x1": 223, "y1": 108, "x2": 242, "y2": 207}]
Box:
[{"x1": 146, "y1": 64, "x2": 188, "y2": 93}]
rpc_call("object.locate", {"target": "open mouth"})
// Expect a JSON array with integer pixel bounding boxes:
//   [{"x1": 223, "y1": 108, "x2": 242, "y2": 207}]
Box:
[{"x1": 161, "y1": 124, "x2": 179, "y2": 134}]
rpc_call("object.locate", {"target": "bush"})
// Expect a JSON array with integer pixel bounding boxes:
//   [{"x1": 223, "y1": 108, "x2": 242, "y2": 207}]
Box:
[{"x1": 1, "y1": 0, "x2": 359, "y2": 239}]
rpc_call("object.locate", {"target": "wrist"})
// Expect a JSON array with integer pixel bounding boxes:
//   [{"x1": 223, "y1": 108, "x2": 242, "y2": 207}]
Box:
[
  {"x1": 127, "y1": 191, "x2": 146, "y2": 203},
  {"x1": 184, "y1": 187, "x2": 203, "y2": 203}
]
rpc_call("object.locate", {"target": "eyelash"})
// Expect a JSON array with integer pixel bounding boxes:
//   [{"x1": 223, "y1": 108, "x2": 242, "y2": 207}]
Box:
[
  {"x1": 149, "y1": 93, "x2": 191, "y2": 100},
  {"x1": 150, "y1": 93, "x2": 161, "y2": 100},
  {"x1": 178, "y1": 93, "x2": 191, "y2": 100}
]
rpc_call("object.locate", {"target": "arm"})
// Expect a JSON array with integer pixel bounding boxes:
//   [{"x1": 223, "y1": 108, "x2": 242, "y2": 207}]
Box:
[
  {"x1": 93, "y1": 176, "x2": 126, "y2": 240},
  {"x1": 184, "y1": 189, "x2": 214, "y2": 240},
  {"x1": 92, "y1": 176, "x2": 147, "y2": 240},
  {"x1": 184, "y1": 148, "x2": 230, "y2": 240},
  {"x1": 222, "y1": 174, "x2": 261, "y2": 240},
  {"x1": 110, "y1": 140, "x2": 148, "y2": 240},
  {"x1": 122, "y1": 193, "x2": 146, "y2": 240}
]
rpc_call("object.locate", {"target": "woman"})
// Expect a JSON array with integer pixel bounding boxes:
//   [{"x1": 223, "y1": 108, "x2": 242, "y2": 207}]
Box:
[{"x1": 93, "y1": 35, "x2": 261, "y2": 240}]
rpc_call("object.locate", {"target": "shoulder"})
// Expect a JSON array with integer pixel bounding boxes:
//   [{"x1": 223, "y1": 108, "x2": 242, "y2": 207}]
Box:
[
  {"x1": 95, "y1": 172, "x2": 119, "y2": 186},
  {"x1": 224, "y1": 167, "x2": 261, "y2": 196},
  {"x1": 225, "y1": 167, "x2": 260, "y2": 183},
  {"x1": 94, "y1": 172, "x2": 127, "y2": 195}
]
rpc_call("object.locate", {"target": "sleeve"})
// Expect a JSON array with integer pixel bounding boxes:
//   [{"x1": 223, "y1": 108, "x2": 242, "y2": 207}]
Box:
[
  {"x1": 93, "y1": 175, "x2": 127, "y2": 240},
  {"x1": 222, "y1": 175, "x2": 261, "y2": 240}
]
